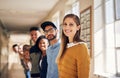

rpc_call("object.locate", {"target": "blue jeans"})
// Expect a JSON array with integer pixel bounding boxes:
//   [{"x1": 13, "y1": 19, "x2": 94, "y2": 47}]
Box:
[{"x1": 25, "y1": 71, "x2": 31, "y2": 78}]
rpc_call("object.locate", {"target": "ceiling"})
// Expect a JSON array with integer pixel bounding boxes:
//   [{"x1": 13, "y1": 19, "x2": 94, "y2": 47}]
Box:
[{"x1": 0, "y1": 0, "x2": 59, "y2": 32}]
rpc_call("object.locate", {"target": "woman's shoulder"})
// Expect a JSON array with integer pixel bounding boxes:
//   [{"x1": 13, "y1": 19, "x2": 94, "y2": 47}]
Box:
[
  {"x1": 77, "y1": 42, "x2": 87, "y2": 47},
  {"x1": 78, "y1": 42, "x2": 90, "y2": 55}
]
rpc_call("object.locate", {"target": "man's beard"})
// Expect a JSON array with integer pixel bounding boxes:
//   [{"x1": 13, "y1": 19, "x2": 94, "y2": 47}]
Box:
[{"x1": 47, "y1": 34, "x2": 57, "y2": 41}]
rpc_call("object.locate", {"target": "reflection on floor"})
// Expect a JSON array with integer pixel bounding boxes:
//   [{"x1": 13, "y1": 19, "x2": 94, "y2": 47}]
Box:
[{"x1": 8, "y1": 63, "x2": 25, "y2": 78}]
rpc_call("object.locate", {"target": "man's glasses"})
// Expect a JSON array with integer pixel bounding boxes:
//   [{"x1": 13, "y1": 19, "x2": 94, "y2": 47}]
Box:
[{"x1": 44, "y1": 28, "x2": 55, "y2": 34}]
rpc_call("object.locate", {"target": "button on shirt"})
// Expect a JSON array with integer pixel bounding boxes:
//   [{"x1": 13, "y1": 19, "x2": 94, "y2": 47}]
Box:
[{"x1": 46, "y1": 40, "x2": 60, "y2": 78}]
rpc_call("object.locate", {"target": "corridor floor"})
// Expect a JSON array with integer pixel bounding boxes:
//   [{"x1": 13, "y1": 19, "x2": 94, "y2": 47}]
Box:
[{"x1": 8, "y1": 63, "x2": 25, "y2": 78}]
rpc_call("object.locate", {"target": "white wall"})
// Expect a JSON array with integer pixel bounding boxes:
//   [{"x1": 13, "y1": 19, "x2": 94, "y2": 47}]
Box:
[{"x1": 0, "y1": 26, "x2": 9, "y2": 78}]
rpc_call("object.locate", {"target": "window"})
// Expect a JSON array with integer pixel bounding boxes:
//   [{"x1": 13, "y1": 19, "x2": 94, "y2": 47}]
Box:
[
  {"x1": 94, "y1": 0, "x2": 120, "y2": 77},
  {"x1": 65, "y1": 1, "x2": 80, "y2": 17},
  {"x1": 72, "y1": 1, "x2": 80, "y2": 17},
  {"x1": 105, "y1": 0, "x2": 114, "y2": 24},
  {"x1": 52, "y1": 11, "x2": 60, "y2": 38},
  {"x1": 115, "y1": 0, "x2": 120, "y2": 20}
]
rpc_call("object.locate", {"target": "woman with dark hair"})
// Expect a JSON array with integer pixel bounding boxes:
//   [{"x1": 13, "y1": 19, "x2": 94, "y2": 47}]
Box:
[
  {"x1": 56, "y1": 14, "x2": 90, "y2": 78},
  {"x1": 35, "y1": 35, "x2": 49, "y2": 78}
]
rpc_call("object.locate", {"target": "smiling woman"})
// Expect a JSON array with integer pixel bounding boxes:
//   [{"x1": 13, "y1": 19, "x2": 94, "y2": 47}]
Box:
[
  {"x1": 35, "y1": 35, "x2": 49, "y2": 78},
  {"x1": 57, "y1": 14, "x2": 90, "y2": 78}
]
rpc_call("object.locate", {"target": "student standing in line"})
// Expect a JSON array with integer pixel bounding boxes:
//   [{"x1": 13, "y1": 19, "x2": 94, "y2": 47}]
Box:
[
  {"x1": 12, "y1": 44, "x2": 24, "y2": 66},
  {"x1": 29, "y1": 27, "x2": 42, "y2": 46},
  {"x1": 56, "y1": 14, "x2": 90, "y2": 78},
  {"x1": 29, "y1": 27, "x2": 42, "y2": 78},
  {"x1": 41, "y1": 21, "x2": 60, "y2": 78},
  {"x1": 11, "y1": 44, "x2": 21, "y2": 65},
  {"x1": 12, "y1": 44, "x2": 19, "y2": 53},
  {"x1": 23, "y1": 44, "x2": 32, "y2": 78},
  {"x1": 35, "y1": 35, "x2": 49, "y2": 78},
  {"x1": 12, "y1": 44, "x2": 26, "y2": 76}
]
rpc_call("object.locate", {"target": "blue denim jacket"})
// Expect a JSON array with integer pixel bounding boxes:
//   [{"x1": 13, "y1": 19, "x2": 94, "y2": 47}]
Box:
[{"x1": 46, "y1": 40, "x2": 60, "y2": 78}]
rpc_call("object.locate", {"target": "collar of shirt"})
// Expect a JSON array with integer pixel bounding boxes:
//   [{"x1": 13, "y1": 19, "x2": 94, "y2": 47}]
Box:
[
  {"x1": 49, "y1": 39, "x2": 60, "y2": 49},
  {"x1": 67, "y1": 42, "x2": 85, "y2": 48}
]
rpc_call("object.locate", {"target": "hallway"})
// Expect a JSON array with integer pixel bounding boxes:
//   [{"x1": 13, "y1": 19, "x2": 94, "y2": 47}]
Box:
[{"x1": 1, "y1": 0, "x2": 120, "y2": 78}]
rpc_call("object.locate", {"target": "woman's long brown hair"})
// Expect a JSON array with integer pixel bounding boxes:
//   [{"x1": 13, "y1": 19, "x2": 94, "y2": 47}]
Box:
[{"x1": 60, "y1": 14, "x2": 84, "y2": 58}]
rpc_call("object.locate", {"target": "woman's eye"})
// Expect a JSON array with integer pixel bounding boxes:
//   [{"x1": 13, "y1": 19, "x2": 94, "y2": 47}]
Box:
[
  {"x1": 69, "y1": 23, "x2": 73, "y2": 26},
  {"x1": 62, "y1": 23, "x2": 74, "y2": 27},
  {"x1": 63, "y1": 23, "x2": 67, "y2": 26}
]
